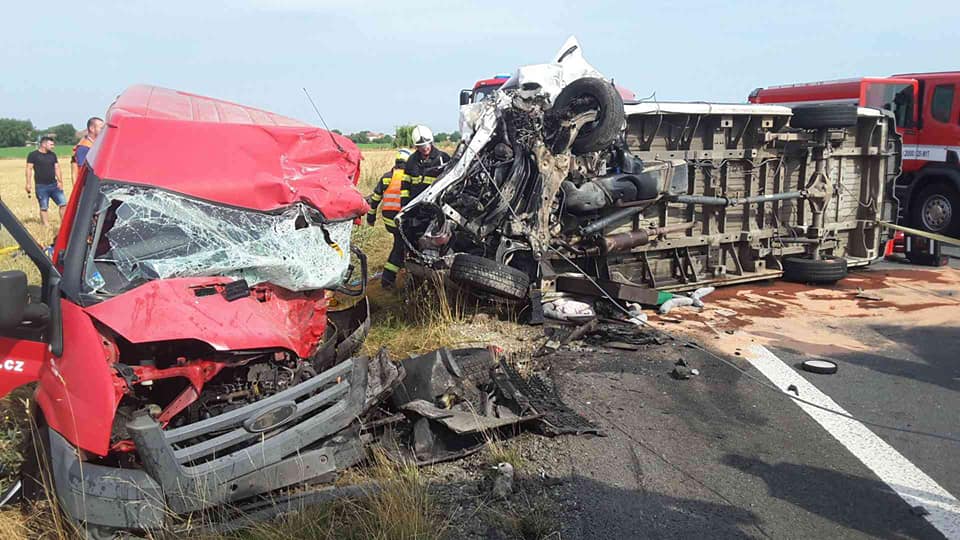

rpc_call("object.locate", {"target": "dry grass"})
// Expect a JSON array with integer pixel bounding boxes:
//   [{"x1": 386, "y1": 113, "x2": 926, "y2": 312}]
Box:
[
  {"x1": 0, "y1": 157, "x2": 72, "y2": 286},
  {"x1": 202, "y1": 450, "x2": 446, "y2": 540}
]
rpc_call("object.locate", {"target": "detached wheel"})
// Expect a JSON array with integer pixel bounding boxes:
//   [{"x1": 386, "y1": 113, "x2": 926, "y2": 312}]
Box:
[
  {"x1": 782, "y1": 256, "x2": 848, "y2": 284},
  {"x1": 790, "y1": 103, "x2": 858, "y2": 129},
  {"x1": 911, "y1": 181, "x2": 959, "y2": 237},
  {"x1": 449, "y1": 254, "x2": 530, "y2": 301},
  {"x1": 552, "y1": 77, "x2": 625, "y2": 154}
]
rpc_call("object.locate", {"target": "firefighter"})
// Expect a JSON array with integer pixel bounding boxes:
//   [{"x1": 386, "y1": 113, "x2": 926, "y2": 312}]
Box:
[
  {"x1": 367, "y1": 148, "x2": 412, "y2": 288},
  {"x1": 401, "y1": 125, "x2": 450, "y2": 209}
]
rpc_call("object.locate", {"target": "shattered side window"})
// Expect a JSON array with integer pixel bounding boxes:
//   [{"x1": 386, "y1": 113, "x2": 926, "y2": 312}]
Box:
[{"x1": 84, "y1": 184, "x2": 352, "y2": 294}]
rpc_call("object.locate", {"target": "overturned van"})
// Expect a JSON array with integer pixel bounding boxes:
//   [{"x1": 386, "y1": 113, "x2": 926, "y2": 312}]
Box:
[
  {"x1": 0, "y1": 86, "x2": 399, "y2": 535},
  {"x1": 396, "y1": 39, "x2": 900, "y2": 303}
]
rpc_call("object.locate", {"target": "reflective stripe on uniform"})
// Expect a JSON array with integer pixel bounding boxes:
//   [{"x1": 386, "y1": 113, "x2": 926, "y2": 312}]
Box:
[
  {"x1": 384, "y1": 262, "x2": 400, "y2": 273},
  {"x1": 382, "y1": 217, "x2": 396, "y2": 228},
  {"x1": 409, "y1": 175, "x2": 437, "y2": 185},
  {"x1": 400, "y1": 189, "x2": 410, "y2": 197},
  {"x1": 370, "y1": 193, "x2": 382, "y2": 202}
]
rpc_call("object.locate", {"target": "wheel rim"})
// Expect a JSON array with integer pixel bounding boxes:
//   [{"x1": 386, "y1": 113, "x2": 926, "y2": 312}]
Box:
[{"x1": 921, "y1": 194, "x2": 952, "y2": 232}]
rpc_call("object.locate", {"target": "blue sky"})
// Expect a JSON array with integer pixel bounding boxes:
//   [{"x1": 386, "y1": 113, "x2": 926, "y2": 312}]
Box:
[{"x1": 1, "y1": 0, "x2": 956, "y2": 135}]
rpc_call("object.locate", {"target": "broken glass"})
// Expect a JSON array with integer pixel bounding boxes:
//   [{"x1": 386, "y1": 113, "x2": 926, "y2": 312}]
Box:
[{"x1": 90, "y1": 184, "x2": 353, "y2": 293}]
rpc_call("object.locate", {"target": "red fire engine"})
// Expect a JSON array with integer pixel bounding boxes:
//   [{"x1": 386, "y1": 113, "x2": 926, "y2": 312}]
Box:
[{"x1": 750, "y1": 72, "x2": 960, "y2": 237}]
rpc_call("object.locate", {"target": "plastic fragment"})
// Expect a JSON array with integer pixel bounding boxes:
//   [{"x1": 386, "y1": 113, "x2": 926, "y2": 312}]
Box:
[
  {"x1": 690, "y1": 286, "x2": 715, "y2": 308},
  {"x1": 659, "y1": 296, "x2": 694, "y2": 314}
]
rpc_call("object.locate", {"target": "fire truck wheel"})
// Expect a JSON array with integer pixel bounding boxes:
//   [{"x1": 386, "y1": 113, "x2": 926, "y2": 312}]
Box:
[
  {"x1": 789, "y1": 103, "x2": 858, "y2": 129},
  {"x1": 551, "y1": 77, "x2": 625, "y2": 154},
  {"x1": 449, "y1": 254, "x2": 530, "y2": 301},
  {"x1": 781, "y1": 255, "x2": 848, "y2": 284},
  {"x1": 911, "y1": 182, "x2": 959, "y2": 237}
]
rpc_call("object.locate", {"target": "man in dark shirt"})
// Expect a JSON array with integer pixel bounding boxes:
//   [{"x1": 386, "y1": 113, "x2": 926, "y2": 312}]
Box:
[{"x1": 25, "y1": 136, "x2": 66, "y2": 227}]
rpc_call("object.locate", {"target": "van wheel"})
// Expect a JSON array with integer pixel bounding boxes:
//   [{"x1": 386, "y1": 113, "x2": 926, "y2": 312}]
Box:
[
  {"x1": 782, "y1": 256, "x2": 848, "y2": 284},
  {"x1": 449, "y1": 254, "x2": 530, "y2": 301},
  {"x1": 790, "y1": 103, "x2": 858, "y2": 129},
  {"x1": 911, "y1": 182, "x2": 959, "y2": 237},
  {"x1": 551, "y1": 77, "x2": 625, "y2": 154}
]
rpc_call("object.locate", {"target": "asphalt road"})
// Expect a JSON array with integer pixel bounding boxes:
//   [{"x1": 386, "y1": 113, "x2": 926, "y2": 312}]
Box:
[{"x1": 545, "y1": 258, "x2": 960, "y2": 539}]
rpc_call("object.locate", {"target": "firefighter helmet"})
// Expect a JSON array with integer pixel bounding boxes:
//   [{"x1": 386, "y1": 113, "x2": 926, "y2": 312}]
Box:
[
  {"x1": 412, "y1": 125, "x2": 434, "y2": 147},
  {"x1": 395, "y1": 148, "x2": 412, "y2": 164}
]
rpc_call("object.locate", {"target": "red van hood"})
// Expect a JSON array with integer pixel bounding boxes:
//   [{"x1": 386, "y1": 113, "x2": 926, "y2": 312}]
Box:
[{"x1": 85, "y1": 278, "x2": 327, "y2": 358}]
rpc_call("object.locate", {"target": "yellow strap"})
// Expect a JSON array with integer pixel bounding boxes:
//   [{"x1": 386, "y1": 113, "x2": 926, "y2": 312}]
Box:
[
  {"x1": 0, "y1": 246, "x2": 19, "y2": 257},
  {"x1": 880, "y1": 222, "x2": 960, "y2": 247}
]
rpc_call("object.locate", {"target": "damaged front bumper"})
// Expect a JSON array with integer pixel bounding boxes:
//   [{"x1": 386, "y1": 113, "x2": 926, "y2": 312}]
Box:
[{"x1": 47, "y1": 311, "x2": 398, "y2": 531}]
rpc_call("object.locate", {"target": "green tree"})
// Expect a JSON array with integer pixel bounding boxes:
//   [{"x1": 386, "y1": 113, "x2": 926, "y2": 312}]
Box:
[
  {"x1": 372, "y1": 134, "x2": 394, "y2": 145},
  {"x1": 349, "y1": 131, "x2": 370, "y2": 144},
  {"x1": 450, "y1": 131, "x2": 462, "y2": 142},
  {"x1": 0, "y1": 118, "x2": 35, "y2": 147},
  {"x1": 394, "y1": 125, "x2": 414, "y2": 148},
  {"x1": 47, "y1": 123, "x2": 79, "y2": 145},
  {"x1": 434, "y1": 132, "x2": 449, "y2": 143},
  {"x1": 331, "y1": 129, "x2": 342, "y2": 135}
]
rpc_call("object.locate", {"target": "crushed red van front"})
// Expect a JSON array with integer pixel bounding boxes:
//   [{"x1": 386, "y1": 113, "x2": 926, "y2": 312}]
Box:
[{"x1": 0, "y1": 86, "x2": 400, "y2": 534}]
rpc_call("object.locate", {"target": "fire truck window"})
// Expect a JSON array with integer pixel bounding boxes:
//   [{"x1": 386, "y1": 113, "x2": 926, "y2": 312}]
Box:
[
  {"x1": 931, "y1": 84, "x2": 955, "y2": 123},
  {"x1": 865, "y1": 83, "x2": 915, "y2": 128}
]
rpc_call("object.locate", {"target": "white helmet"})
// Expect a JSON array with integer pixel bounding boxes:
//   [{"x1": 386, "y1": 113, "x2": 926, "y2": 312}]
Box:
[{"x1": 412, "y1": 125, "x2": 434, "y2": 147}]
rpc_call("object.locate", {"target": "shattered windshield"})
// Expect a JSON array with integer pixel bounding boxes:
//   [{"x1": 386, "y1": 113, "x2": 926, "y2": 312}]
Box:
[{"x1": 82, "y1": 184, "x2": 353, "y2": 296}]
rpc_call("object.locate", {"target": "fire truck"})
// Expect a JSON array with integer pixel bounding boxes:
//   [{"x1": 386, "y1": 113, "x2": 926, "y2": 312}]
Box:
[
  {"x1": 459, "y1": 75, "x2": 510, "y2": 106},
  {"x1": 750, "y1": 72, "x2": 960, "y2": 237}
]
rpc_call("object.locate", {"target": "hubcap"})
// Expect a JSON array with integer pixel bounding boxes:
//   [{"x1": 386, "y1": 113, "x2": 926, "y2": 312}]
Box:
[{"x1": 921, "y1": 194, "x2": 952, "y2": 232}]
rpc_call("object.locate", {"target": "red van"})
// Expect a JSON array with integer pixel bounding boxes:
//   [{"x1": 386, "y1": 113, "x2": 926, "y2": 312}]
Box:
[{"x1": 0, "y1": 86, "x2": 397, "y2": 536}]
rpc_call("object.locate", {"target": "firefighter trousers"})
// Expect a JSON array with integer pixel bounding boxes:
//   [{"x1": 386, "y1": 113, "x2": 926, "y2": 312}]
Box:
[{"x1": 382, "y1": 228, "x2": 405, "y2": 286}]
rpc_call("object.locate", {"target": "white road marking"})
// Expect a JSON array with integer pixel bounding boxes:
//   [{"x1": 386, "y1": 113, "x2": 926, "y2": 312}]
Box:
[{"x1": 746, "y1": 344, "x2": 960, "y2": 539}]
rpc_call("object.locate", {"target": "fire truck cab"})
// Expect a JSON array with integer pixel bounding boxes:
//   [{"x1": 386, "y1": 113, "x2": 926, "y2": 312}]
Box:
[
  {"x1": 751, "y1": 72, "x2": 960, "y2": 237},
  {"x1": 459, "y1": 75, "x2": 510, "y2": 106}
]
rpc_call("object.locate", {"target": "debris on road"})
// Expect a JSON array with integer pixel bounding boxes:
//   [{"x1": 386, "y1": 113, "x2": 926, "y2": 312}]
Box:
[
  {"x1": 801, "y1": 359, "x2": 839, "y2": 375},
  {"x1": 388, "y1": 347, "x2": 601, "y2": 465},
  {"x1": 543, "y1": 296, "x2": 596, "y2": 321},
  {"x1": 490, "y1": 462, "x2": 515, "y2": 500},
  {"x1": 659, "y1": 296, "x2": 696, "y2": 314},
  {"x1": 855, "y1": 287, "x2": 883, "y2": 301},
  {"x1": 671, "y1": 365, "x2": 693, "y2": 380}
]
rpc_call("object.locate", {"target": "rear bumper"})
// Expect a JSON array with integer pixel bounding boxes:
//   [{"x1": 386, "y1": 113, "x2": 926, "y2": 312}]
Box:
[{"x1": 48, "y1": 349, "x2": 399, "y2": 530}]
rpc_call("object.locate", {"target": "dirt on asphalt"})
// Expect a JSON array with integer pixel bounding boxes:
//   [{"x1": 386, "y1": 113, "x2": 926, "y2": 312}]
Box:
[{"x1": 420, "y1": 265, "x2": 959, "y2": 539}]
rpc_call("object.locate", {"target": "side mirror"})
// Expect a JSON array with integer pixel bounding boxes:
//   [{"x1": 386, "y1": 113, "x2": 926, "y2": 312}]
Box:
[
  {"x1": 0, "y1": 271, "x2": 27, "y2": 330},
  {"x1": 459, "y1": 89, "x2": 472, "y2": 107}
]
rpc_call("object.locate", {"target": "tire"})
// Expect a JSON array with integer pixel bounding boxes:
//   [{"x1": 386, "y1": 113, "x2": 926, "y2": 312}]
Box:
[
  {"x1": 449, "y1": 254, "x2": 530, "y2": 301},
  {"x1": 910, "y1": 181, "x2": 960, "y2": 237},
  {"x1": 790, "y1": 103, "x2": 858, "y2": 129},
  {"x1": 552, "y1": 77, "x2": 625, "y2": 154},
  {"x1": 781, "y1": 255, "x2": 848, "y2": 284}
]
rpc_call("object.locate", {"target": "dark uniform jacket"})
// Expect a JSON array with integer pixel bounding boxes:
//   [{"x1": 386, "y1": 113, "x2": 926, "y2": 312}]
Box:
[{"x1": 400, "y1": 147, "x2": 451, "y2": 207}]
